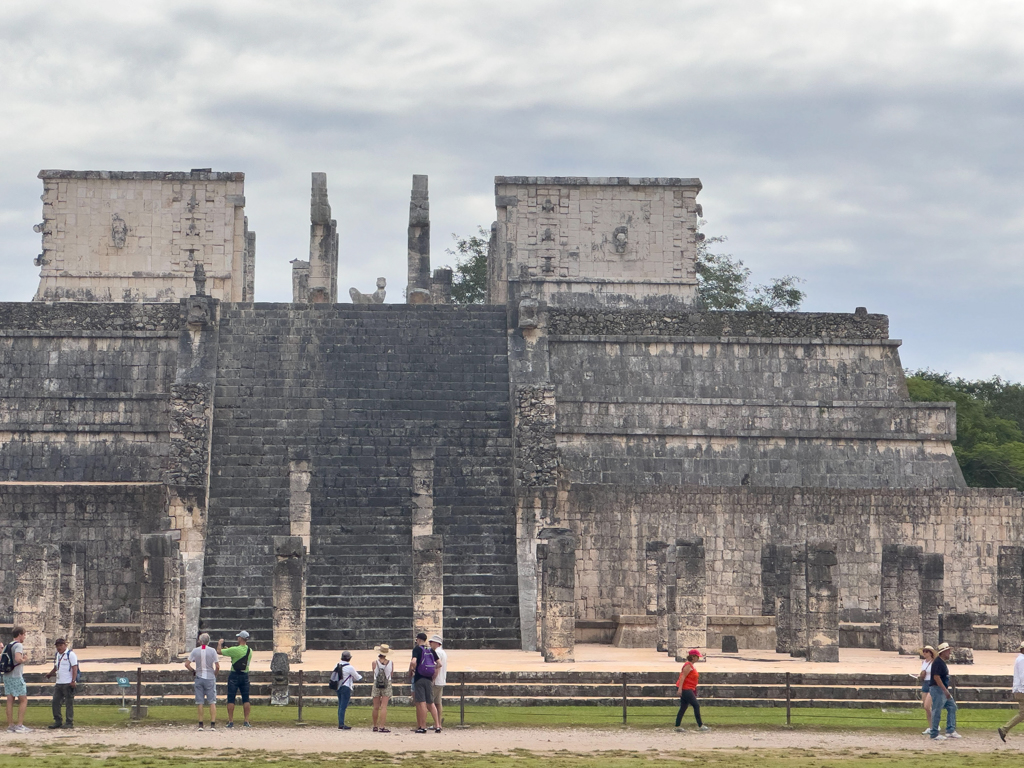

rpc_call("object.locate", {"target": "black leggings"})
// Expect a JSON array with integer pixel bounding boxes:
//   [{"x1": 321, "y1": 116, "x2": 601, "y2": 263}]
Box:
[{"x1": 676, "y1": 689, "x2": 703, "y2": 727}]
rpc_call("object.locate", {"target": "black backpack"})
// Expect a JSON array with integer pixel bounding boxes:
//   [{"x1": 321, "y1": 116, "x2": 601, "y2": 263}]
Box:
[{"x1": 0, "y1": 643, "x2": 17, "y2": 675}]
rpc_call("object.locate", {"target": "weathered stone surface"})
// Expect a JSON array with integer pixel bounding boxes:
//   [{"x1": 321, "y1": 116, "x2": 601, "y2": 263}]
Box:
[
  {"x1": 539, "y1": 528, "x2": 576, "y2": 662},
  {"x1": 920, "y1": 553, "x2": 944, "y2": 646},
  {"x1": 998, "y1": 546, "x2": 1024, "y2": 652},
  {"x1": 897, "y1": 545, "x2": 923, "y2": 655},
  {"x1": 806, "y1": 542, "x2": 840, "y2": 663},
  {"x1": 272, "y1": 536, "x2": 306, "y2": 662},
  {"x1": 671, "y1": 538, "x2": 706, "y2": 660},
  {"x1": 13, "y1": 543, "x2": 59, "y2": 662},
  {"x1": 943, "y1": 613, "x2": 974, "y2": 664},
  {"x1": 140, "y1": 532, "x2": 181, "y2": 663},
  {"x1": 413, "y1": 534, "x2": 444, "y2": 639},
  {"x1": 305, "y1": 173, "x2": 338, "y2": 304},
  {"x1": 407, "y1": 175, "x2": 431, "y2": 300},
  {"x1": 611, "y1": 615, "x2": 657, "y2": 648},
  {"x1": 270, "y1": 651, "x2": 290, "y2": 705}
]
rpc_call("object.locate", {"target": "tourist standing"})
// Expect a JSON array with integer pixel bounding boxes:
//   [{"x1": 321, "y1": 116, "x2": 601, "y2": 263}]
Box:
[
  {"x1": 429, "y1": 635, "x2": 447, "y2": 726},
  {"x1": 928, "y1": 642, "x2": 961, "y2": 740},
  {"x1": 371, "y1": 644, "x2": 394, "y2": 732},
  {"x1": 2, "y1": 626, "x2": 30, "y2": 733},
  {"x1": 185, "y1": 633, "x2": 220, "y2": 730},
  {"x1": 217, "y1": 631, "x2": 252, "y2": 728},
  {"x1": 674, "y1": 649, "x2": 710, "y2": 732},
  {"x1": 408, "y1": 632, "x2": 440, "y2": 733},
  {"x1": 918, "y1": 646, "x2": 935, "y2": 735},
  {"x1": 335, "y1": 650, "x2": 362, "y2": 730},
  {"x1": 998, "y1": 639, "x2": 1024, "y2": 742},
  {"x1": 44, "y1": 638, "x2": 78, "y2": 729}
]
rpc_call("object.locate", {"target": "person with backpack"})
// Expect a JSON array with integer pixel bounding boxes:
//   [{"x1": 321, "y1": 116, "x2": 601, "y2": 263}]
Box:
[
  {"x1": 370, "y1": 644, "x2": 394, "y2": 732},
  {"x1": 333, "y1": 651, "x2": 362, "y2": 730},
  {"x1": 408, "y1": 632, "x2": 440, "y2": 734},
  {"x1": 2, "y1": 626, "x2": 30, "y2": 733},
  {"x1": 217, "y1": 631, "x2": 253, "y2": 729},
  {"x1": 44, "y1": 637, "x2": 78, "y2": 729}
]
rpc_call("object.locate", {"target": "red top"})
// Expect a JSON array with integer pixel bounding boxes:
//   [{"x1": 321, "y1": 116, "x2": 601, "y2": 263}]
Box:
[{"x1": 677, "y1": 664, "x2": 699, "y2": 691}]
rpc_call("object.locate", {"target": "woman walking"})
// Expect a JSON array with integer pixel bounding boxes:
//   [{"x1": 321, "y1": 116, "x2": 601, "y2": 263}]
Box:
[
  {"x1": 919, "y1": 646, "x2": 935, "y2": 734},
  {"x1": 675, "y1": 649, "x2": 710, "y2": 732},
  {"x1": 371, "y1": 644, "x2": 394, "y2": 733}
]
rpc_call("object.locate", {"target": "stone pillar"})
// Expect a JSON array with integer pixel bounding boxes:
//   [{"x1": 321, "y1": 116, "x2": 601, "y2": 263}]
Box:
[
  {"x1": 897, "y1": 545, "x2": 923, "y2": 655},
  {"x1": 761, "y1": 543, "x2": 778, "y2": 618},
  {"x1": 879, "y1": 543, "x2": 900, "y2": 652},
  {"x1": 242, "y1": 216, "x2": 256, "y2": 302},
  {"x1": 431, "y1": 268, "x2": 452, "y2": 304},
  {"x1": 411, "y1": 447, "x2": 435, "y2": 537},
  {"x1": 671, "y1": 537, "x2": 707, "y2": 660},
  {"x1": 288, "y1": 452, "x2": 312, "y2": 553},
  {"x1": 291, "y1": 259, "x2": 310, "y2": 302},
  {"x1": 789, "y1": 543, "x2": 808, "y2": 658},
  {"x1": 59, "y1": 543, "x2": 85, "y2": 648},
  {"x1": 412, "y1": 534, "x2": 444, "y2": 639},
  {"x1": 407, "y1": 174, "x2": 431, "y2": 303},
  {"x1": 943, "y1": 613, "x2": 975, "y2": 664},
  {"x1": 14, "y1": 543, "x2": 59, "y2": 663},
  {"x1": 805, "y1": 541, "x2": 839, "y2": 663},
  {"x1": 774, "y1": 544, "x2": 794, "y2": 654},
  {"x1": 998, "y1": 546, "x2": 1024, "y2": 652},
  {"x1": 538, "y1": 528, "x2": 576, "y2": 663},
  {"x1": 272, "y1": 536, "x2": 306, "y2": 662},
  {"x1": 920, "y1": 553, "x2": 944, "y2": 646},
  {"x1": 645, "y1": 541, "x2": 669, "y2": 652},
  {"x1": 140, "y1": 532, "x2": 182, "y2": 664},
  {"x1": 270, "y1": 652, "x2": 290, "y2": 706},
  {"x1": 307, "y1": 172, "x2": 338, "y2": 303}
]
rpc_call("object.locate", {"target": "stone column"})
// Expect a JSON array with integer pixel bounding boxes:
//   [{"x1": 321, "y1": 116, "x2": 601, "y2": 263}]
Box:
[
  {"x1": 943, "y1": 613, "x2": 975, "y2": 664},
  {"x1": 645, "y1": 541, "x2": 669, "y2": 652},
  {"x1": 897, "y1": 545, "x2": 923, "y2": 655},
  {"x1": 538, "y1": 528, "x2": 576, "y2": 663},
  {"x1": 789, "y1": 543, "x2": 808, "y2": 658},
  {"x1": 761, "y1": 543, "x2": 778, "y2": 618},
  {"x1": 270, "y1": 652, "x2": 290, "y2": 706},
  {"x1": 805, "y1": 541, "x2": 839, "y2": 663},
  {"x1": 998, "y1": 546, "x2": 1024, "y2": 652},
  {"x1": 671, "y1": 538, "x2": 707, "y2": 660},
  {"x1": 289, "y1": 452, "x2": 312, "y2": 553},
  {"x1": 140, "y1": 532, "x2": 182, "y2": 664},
  {"x1": 774, "y1": 544, "x2": 794, "y2": 654},
  {"x1": 272, "y1": 536, "x2": 306, "y2": 662},
  {"x1": 307, "y1": 172, "x2": 338, "y2": 303},
  {"x1": 412, "y1": 535, "x2": 444, "y2": 639},
  {"x1": 406, "y1": 174, "x2": 431, "y2": 303},
  {"x1": 13, "y1": 543, "x2": 59, "y2": 663},
  {"x1": 431, "y1": 268, "x2": 452, "y2": 304},
  {"x1": 879, "y1": 543, "x2": 900, "y2": 652},
  {"x1": 920, "y1": 553, "x2": 944, "y2": 646},
  {"x1": 59, "y1": 543, "x2": 85, "y2": 648}
]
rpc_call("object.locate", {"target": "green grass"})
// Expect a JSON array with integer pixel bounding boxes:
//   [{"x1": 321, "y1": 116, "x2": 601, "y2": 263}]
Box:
[{"x1": 11, "y1": 703, "x2": 1018, "y2": 731}]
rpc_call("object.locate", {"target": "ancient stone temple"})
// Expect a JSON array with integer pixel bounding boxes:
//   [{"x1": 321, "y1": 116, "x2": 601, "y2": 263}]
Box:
[{"x1": 2, "y1": 169, "x2": 1022, "y2": 661}]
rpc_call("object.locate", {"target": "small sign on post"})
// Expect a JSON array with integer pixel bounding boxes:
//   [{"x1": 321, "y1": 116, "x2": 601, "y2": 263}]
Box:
[{"x1": 117, "y1": 676, "x2": 131, "y2": 713}]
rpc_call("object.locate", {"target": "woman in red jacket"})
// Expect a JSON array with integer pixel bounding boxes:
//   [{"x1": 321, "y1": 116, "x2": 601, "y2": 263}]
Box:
[{"x1": 675, "y1": 649, "x2": 710, "y2": 732}]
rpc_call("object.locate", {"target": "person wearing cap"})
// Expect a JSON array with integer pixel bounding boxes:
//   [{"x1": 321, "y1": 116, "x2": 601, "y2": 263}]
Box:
[
  {"x1": 371, "y1": 644, "x2": 394, "y2": 732},
  {"x1": 928, "y1": 642, "x2": 961, "y2": 740},
  {"x1": 336, "y1": 650, "x2": 363, "y2": 730},
  {"x1": 44, "y1": 637, "x2": 78, "y2": 730},
  {"x1": 674, "y1": 649, "x2": 710, "y2": 732},
  {"x1": 918, "y1": 646, "x2": 935, "y2": 735},
  {"x1": 428, "y1": 635, "x2": 448, "y2": 726},
  {"x1": 997, "y1": 639, "x2": 1024, "y2": 742},
  {"x1": 408, "y1": 632, "x2": 441, "y2": 733},
  {"x1": 217, "y1": 631, "x2": 253, "y2": 728}
]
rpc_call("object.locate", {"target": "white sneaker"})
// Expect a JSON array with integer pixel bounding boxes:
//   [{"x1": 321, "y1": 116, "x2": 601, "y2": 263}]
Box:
[
  {"x1": 923, "y1": 729, "x2": 932, "y2": 735},
  {"x1": 946, "y1": 732, "x2": 962, "y2": 739},
  {"x1": 698, "y1": 725, "x2": 711, "y2": 732},
  {"x1": 931, "y1": 734, "x2": 947, "y2": 741},
  {"x1": 14, "y1": 725, "x2": 32, "y2": 733},
  {"x1": 5, "y1": 726, "x2": 15, "y2": 733}
]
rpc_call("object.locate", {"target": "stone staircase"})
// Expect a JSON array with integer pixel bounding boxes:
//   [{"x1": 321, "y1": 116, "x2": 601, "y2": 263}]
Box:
[{"x1": 199, "y1": 304, "x2": 520, "y2": 648}]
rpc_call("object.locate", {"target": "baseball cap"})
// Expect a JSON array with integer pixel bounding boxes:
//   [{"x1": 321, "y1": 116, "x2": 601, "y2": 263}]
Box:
[{"x1": 236, "y1": 630, "x2": 250, "y2": 639}]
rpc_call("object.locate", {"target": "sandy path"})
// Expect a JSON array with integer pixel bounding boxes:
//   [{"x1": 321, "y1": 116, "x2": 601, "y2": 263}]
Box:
[{"x1": 3, "y1": 725, "x2": 1022, "y2": 755}]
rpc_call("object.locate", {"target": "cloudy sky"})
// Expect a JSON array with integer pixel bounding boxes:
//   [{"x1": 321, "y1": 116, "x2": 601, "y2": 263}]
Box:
[{"x1": 1, "y1": 0, "x2": 1022, "y2": 379}]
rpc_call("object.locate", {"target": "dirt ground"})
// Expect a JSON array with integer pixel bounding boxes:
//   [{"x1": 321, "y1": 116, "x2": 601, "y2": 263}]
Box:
[{"x1": 3, "y1": 725, "x2": 1022, "y2": 755}]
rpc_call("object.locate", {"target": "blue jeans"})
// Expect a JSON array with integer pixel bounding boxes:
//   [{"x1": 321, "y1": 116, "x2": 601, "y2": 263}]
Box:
[
  {"x1": 930, "y1": 687, "x2": 957, "y2": 737},
  {"x1": 337, "y1": 686, "x2": 352, "y2": 727}
]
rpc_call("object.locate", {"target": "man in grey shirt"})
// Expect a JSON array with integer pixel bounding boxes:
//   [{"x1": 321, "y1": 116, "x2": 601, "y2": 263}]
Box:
[
  {"x1": 2, "y1": 626, "x2": 30, "y2": 733},
  {"x1": 185, "y1": 633, "x2": 220, "y2": 730}
]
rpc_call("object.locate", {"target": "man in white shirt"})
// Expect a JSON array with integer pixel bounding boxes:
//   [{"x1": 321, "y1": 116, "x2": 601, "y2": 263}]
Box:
[
  {"x1": 45, "y1": 638, "x2": 78, "y2": 729},
  {"x1": 429, "y1": 635, "x2": 448, "y2": 727},
  {"x1": 998, "y1": 640, "x2": 1024, "y2": 742},
  {"x1": 185, "y1": 633, "x2": 221, "y2": 730}
]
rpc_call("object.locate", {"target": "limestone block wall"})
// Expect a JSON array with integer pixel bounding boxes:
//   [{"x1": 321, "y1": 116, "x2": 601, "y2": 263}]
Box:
[
  {"x1": 0, "y1": 303, "x2": 181, "y2": 482},
  {"x1": 0, "y1": 483, "x2": 166, "y2": 625},
  {"x1": 491, "y1": 177, "x2": 701, "y2": 308},
  {"x1": 565, "y1": 485, "x2": 1024, "y2": 627},
  {"x1": 33, "y1": 170, "x2": 252, "y2": 303}
]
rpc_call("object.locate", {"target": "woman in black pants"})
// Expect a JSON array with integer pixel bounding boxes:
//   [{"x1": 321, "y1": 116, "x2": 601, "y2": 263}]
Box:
[{"x1": 675, "y1": 649, "x2": 710, "y2": 732}]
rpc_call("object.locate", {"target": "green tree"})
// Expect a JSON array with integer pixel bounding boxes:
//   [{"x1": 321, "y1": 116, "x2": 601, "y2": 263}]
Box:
[
  {"x1": 696, "y1": 223, "x2": 805, "y2": 311},
  {"x1": 444, "y1": 227, "x2": 489, "y2": 305},
  {"x1": 906, "y1": 370, "x2": 1024, "y2": 490}
]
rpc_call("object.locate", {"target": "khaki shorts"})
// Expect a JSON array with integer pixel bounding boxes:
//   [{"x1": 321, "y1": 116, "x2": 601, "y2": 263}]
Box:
[
  {"x1": 432, "y1": 684, "x2": 444, "y2": 707},
  {"x1": 372, "y1": 681, "x2": 393, "y2": 699}
]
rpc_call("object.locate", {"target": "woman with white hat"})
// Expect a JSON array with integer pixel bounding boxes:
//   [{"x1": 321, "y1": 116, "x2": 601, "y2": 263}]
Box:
[{"x1": 371, "y1": 644, "x2": 394, "y2": 732}]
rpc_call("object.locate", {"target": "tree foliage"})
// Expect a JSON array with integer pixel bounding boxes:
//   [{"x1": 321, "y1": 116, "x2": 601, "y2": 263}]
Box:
[
  {"x1": 444, "y1": 228, "x2": 489, "y2": 305},
  {"x1": 696, "y1": 223, "x2": 805, "y2": 311},
  {"x1": 906, "y1": 370, "x2": 1024, "y2": 490}
]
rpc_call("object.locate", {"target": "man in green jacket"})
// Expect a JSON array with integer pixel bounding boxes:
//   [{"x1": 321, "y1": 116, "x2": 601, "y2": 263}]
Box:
[{"x1": 217, "y1": 632, "x2": 253, "y2": 728}]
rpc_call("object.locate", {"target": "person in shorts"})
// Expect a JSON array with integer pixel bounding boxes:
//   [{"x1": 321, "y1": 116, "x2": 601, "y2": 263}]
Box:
[
  {"x1": 371, "y1": 644, "x2": 394, "y2": 732},
  {"x1": 408, "y1": 632, "x2": 440, "y2": 733},
  {"x1": 185, "y1": 633, "x2": 220, "y2": 730},
  {"x1": 2, "y1": 626, "x2": 30, "y2": 733},
  {"x1": 217, "y1": 631, "x2": 252, "y2": 728},
  {"x1": 428, "y1": 635, "x2": 447, "y2": 726}
]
